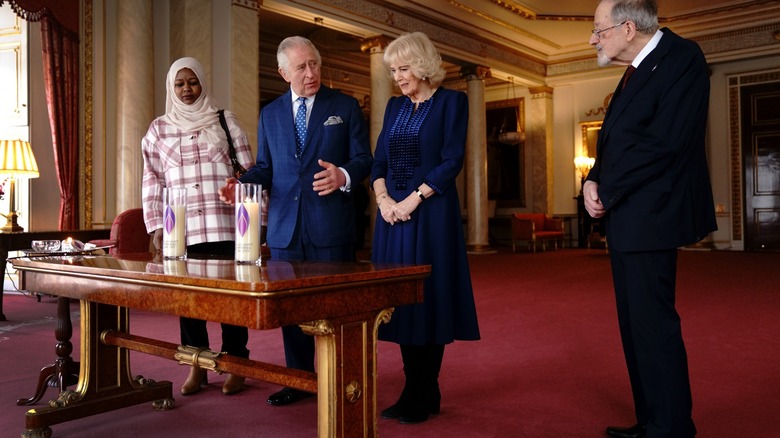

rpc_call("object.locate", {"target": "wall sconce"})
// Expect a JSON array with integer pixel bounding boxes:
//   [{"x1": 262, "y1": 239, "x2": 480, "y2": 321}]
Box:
[
  {"x1": 0, "y1": 139, "x2": 40, "y2": 232},
  {"x1": 574, "y1": 155, "x2": 595, "y2": 190}
]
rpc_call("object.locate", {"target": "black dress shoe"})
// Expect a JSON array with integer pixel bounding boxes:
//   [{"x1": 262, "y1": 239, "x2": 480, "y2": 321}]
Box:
[
  {"x1": 606, "y1": 423, "x2": 647, "y2": 438},
  {"x1": 381, "y1": 402, "x2": 403, "y2": 419},
  {"x1": 266, "y1": 388, "x2": 314, "y2": 406}
]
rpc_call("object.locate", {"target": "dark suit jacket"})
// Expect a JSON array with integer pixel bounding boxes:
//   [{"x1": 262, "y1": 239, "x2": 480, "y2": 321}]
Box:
[
  {"x1": 240, "y1": 85, "x2": 372, "y2": 249},
  {"x1": 586, "y1": 28, "x2": 717, "y2": 252}
]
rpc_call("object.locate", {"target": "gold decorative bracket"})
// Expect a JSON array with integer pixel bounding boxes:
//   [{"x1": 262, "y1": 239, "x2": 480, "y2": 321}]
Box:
[
  {"x1": 174, "y1": 346, "x2": 223, "y2": 373},
  {"x1": 300, "y1": 320, "x2": 334, "y2": 336}
]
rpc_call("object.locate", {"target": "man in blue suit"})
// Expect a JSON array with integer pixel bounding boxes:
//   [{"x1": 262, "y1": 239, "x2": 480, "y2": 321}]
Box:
[
  {"x1": 584, "y1": 1, "x2": 717, "y2": 437},
  {"x1": 219, "y1": 36, "x2": 372, "y2": 406}
]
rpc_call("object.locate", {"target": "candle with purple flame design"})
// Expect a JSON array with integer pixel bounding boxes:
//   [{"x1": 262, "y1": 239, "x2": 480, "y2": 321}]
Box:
[
  {"x1": 235, "y1": 183, "x2": 262, "y2": 264},
  {"x1": 162, "y1": 187, "x2": 187, "y2": 259}
]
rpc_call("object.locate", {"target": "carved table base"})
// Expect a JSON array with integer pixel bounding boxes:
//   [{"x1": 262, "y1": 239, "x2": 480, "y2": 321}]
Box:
[{"x1": 22, "y1": 301, "x2": 174, "y2": 438}]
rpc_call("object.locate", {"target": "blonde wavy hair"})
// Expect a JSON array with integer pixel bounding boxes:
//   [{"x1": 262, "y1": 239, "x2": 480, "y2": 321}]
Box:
[{"x1": 383, "y1": 32, "x2": 446, "y2": 87}]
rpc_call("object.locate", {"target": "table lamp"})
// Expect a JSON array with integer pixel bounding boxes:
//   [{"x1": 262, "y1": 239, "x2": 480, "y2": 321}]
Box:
[{"x1": 0, "y1": 140, "x2": 40, "y2": 232}]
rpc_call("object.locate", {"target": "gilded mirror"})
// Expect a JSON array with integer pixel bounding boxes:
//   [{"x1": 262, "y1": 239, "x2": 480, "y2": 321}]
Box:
[{"x1": 581, "y1": 121, "x2": 602, "y2": 158}]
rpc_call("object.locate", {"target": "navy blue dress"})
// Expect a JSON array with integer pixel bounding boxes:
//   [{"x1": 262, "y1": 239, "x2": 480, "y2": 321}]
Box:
[{"x1": 371, "y1": 87, "x2": 480, "y2": 346}]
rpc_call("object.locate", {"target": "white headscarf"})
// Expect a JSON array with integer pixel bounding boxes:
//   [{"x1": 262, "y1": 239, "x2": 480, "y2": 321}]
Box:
[{"x1": 162, "y1": 57, "x2": 225, "y2": 145}]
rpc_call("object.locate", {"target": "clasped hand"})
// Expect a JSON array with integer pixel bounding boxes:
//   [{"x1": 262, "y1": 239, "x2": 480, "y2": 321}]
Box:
[{"x1": 379, "y1": 195, "x2": 416, "y2": 225}]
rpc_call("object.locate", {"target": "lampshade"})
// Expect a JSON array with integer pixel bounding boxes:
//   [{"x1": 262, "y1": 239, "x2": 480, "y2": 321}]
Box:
[{"x1": 0, "y1": 139, "x2": 40, "y2": 177}]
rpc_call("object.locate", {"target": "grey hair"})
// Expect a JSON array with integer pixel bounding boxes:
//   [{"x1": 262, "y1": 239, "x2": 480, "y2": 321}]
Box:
[
  {"x1": 277, "y1": 36, "x2": 322, "y2": 74},
  {"x1": 383, "y1": 32, "x2": 446, "y2": 87},
  {"x1": 609, "y1": 0, "x2": 659, "y2": 35}
]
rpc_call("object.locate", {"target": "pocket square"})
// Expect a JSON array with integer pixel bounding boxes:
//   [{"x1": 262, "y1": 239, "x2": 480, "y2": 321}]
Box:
[{"x1": 324, "y1": 116, "x2": 343, "y2": 126}]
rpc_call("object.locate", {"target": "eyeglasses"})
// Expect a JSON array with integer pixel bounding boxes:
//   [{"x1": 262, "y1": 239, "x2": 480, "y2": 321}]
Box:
[{"x1": 591, "y1": 21, "x2": 627, "y2": 39}]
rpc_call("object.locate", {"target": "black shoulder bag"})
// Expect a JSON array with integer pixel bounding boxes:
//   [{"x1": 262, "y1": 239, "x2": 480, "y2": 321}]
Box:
[{"x1": 217, "y1": 109, "x2": 248, "y2": 178}]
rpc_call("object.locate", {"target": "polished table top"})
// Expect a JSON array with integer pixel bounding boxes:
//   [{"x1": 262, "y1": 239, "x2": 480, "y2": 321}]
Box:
[{"x1": 13, "y1": 254, "x2": 430, "y2": 329}]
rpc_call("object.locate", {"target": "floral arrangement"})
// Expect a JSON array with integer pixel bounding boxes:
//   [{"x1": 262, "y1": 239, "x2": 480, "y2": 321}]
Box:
[{"x1": 0, "y1": 177, "x2": 8, "y2": 200}]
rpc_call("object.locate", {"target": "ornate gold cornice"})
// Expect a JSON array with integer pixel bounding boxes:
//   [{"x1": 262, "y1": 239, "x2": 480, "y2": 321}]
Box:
[
  {"x1": 232, "y1": 0, "x2": 259, "y2": 11},
  {"x1": 359, "y1": 35, "x2": 391, "y2": 53},
  {"x1": 460, "y1": 64, "x2": 492, "y2": 80},
  {"x1": 529, "y1": 86, "x2": 553, "y2": 98},
  {"x1": 488, "y1": 0, "x2": 591, "y2": 21},
  {"x1": 487, "y1": 0, "x2": 778, "y2": 23}
]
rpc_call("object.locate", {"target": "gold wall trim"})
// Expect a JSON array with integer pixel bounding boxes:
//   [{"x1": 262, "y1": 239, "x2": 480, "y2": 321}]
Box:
[
  {"x1": 729, "y1": 82, "x2": 743, "y2": 241},
  {"x1": 82, "y1": 0, "x2": 94, "y2": 228}
]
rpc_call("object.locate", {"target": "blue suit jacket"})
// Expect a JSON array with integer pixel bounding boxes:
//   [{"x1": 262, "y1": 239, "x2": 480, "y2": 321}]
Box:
[
  {"x1": 240, "y1": 85, "x2": 372, "y2": 249},
  {"x1": 586, "y1": 28, "x2": 717, "y2": 251}
]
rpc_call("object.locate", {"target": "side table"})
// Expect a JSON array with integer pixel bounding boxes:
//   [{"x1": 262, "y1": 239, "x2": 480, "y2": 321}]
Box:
[{"x1": 0, "y1": 229, "x2": 110, "y2": 321}]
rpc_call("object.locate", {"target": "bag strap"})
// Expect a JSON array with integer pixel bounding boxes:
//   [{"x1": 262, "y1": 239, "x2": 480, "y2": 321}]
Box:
[{"x1": 217, "y1": 109, "x2": 247, "y2": 177}]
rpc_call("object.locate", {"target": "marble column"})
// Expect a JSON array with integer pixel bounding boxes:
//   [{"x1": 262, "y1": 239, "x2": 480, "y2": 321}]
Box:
[
  {"x1": 361, "y1": 36, "x2": 393, "y2": 246},
  {"x1": 528, "y1": 86, "x2": 555, "y2": 214},
  {"x1": 169, "y1": 0, "x2": 211, "y2": 74},
  {"x1": 461, "y1": 65, "x2": 495, "y2": 254},
  {"x1": 115, "y1": 0, "x2": 153, "y2": 212},
  {"x1": 229, "y1": 1, "x2": 259, "y2": 153},
  {"x1": 361, "y1": 37, "x2": 393, "y2": 155}
]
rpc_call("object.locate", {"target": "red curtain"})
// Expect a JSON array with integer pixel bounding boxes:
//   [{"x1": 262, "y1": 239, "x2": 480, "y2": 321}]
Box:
[
  {"x1": 40, "y1": 15, "x2": 79, "y2": 230},
  {"x1": 1, "y1": 0, "x2": 80, "y2": 230}
]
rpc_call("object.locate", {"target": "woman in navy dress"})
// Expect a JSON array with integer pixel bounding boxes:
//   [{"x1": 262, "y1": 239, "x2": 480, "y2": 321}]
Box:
[{"x1": 371, "y1": 31, "x2": 480, "y2": 425}]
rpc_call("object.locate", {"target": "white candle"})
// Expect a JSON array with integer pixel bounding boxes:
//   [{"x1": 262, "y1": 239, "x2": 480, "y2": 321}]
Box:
[
  {"x1": 235, "y1": 200, "x2": 260, "y2": 262},
  {"x1": 163, "y1": 204, "x2": 187, "y2": 258}
]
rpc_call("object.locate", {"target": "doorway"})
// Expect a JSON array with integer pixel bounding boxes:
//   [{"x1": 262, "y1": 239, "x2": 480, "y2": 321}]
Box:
[{"x1": 740, "y1": 81, "x2": 780, "y2": 251}]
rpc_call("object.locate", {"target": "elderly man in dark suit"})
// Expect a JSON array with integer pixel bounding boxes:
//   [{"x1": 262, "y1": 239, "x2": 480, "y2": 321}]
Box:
[
  {"x1": 583, "y1": 1, "x2": 717, "y2": 437},
  {"x1": 219, "y1": 36, "x2": 372, "y2": 406}
]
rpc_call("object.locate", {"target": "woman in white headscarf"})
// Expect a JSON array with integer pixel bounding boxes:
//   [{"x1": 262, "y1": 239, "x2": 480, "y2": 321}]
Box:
[{"x1": 141, "y1": 57, "x2": 255, "y2": 397}]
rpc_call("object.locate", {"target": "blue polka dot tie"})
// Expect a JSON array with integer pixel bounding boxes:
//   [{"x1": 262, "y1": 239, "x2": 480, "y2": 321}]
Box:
[{"x1": 294, "y1": 96, "x2": 307, "y2": 159}]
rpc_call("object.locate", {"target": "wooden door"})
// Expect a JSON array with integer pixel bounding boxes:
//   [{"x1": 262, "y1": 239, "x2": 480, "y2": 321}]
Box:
[{"x1": 741, "y1": 82, "x2": 780, "y2": 251}]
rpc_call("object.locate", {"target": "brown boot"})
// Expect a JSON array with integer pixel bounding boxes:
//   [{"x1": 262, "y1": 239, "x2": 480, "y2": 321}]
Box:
[
  {"x1": 222, "y1": 374, "x2": 246, "y2": 395},
  {"x1": 181, "y1": 367, "x2": 207, "y2": 396}
]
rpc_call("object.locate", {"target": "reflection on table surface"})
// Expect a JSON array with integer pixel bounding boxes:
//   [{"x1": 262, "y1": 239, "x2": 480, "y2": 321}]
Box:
[{"x1": 12, "y1": 253, "x2": 427, "y2": 296}]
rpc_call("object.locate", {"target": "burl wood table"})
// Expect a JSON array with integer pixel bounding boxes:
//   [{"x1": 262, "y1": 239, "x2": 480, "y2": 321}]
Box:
[{"x1": 12, "y1": 254, "x2": 428, "y2": 438}]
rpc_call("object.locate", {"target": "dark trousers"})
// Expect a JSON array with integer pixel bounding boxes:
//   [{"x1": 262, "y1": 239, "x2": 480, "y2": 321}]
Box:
[
  {"x1": 180, "y1": 241, "x2": 249, "y2": 359},
  {"x1": 271, "y1": 220, "x2": 354, "y2": 372},
  {"x1": 610, "y1": 248, "x2": 696, "y2": 438}
]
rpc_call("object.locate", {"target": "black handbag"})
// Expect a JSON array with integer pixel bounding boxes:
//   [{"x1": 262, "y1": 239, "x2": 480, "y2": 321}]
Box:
[{"x1": 217, "y1": 109, "x2": 248, "y2": 178}]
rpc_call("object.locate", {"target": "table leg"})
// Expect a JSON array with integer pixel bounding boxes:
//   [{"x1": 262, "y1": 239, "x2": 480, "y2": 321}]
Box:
[
  {"x1": 22, "y1": 301, "x2": 174, "y2": 437},
  {"x1": 17, "y1": 297, "x2": 79, "y2": 406},
  {"x1": 306, "y1": 308, "x2": 393, "y2": 438}
]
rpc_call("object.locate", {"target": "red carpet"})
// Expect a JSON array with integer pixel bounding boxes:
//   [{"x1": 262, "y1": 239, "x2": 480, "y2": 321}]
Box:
[{"x1": 1, "y1": 248, "x2": 779, "y2": 437}]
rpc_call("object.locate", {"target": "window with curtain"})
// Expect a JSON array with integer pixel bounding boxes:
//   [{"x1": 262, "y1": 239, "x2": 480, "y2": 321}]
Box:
[{"x1": 0, "y1": 6, "x2": 32, "y2": 230}]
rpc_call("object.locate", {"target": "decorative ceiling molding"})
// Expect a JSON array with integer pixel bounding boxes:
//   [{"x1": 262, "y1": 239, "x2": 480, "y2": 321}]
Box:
[
  {"x1": 661, "y1": 0, "x2": 777, "y2": 22},
  {"x1": 232, "y1": 0, "x2": 259, "y2": 11},
  {"x1": 258, "y1": 0, "x2": 780, "y2": 96},
  {"x1": 489, "y1": 0, "x2": 591, "y2": 21}
]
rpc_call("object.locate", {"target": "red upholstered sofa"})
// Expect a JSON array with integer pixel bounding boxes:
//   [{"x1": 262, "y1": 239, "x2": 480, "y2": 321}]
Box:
[{"x1": 510, "y1": 213, "x2": 565, "y2": 252}]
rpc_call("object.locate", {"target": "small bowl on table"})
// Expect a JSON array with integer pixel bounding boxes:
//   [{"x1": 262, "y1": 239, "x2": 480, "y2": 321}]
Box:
[{"x1": 31, "y1": 240, "x2": 62, "y2": 253}]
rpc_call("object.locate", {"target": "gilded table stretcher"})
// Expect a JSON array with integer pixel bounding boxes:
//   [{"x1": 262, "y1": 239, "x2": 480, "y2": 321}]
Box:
[{"x1": 11, "y1": 254, "x2": 428, "y2": 438}]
